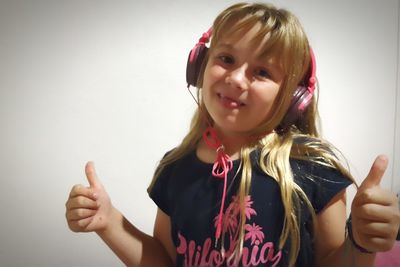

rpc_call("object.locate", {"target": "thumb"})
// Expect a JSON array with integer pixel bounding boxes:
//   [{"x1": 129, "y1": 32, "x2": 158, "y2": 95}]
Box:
[
  {"x1": 359, "y1": 155, "x2": 388, "y2": 189},
  {"x1": 85, "y1": 161, "x2": 102, "y2": 188}
]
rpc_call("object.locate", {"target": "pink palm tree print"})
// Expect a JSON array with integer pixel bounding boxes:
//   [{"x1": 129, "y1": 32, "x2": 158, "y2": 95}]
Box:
[
  {"x1": 244, "y1": 223, "x2": 265, "y2": 245},
  {"x1": 214, "y1": 195, "x2": 258, "y2": 241}
]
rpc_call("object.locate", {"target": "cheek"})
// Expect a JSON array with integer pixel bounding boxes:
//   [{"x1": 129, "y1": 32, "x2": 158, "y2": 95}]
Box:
[
  {"x1": 203, "y1": 64, "x2": 225, "y2": 88},
  {"x1": 251, "y1": 87, "x2": 281, "y2": 120},
  {"x1": 256, "y1": 87, "x2": 280, "y2": 107},
  {"x1": 201, "y1": 84, "x2": 214, "y2": 110},
  {"x1": 202, "y1": 87, "x2": 211, "y2": 104}
]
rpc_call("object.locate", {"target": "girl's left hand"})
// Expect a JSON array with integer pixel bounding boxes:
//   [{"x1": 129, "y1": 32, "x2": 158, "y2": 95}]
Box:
[{"x1": 351, "y1": 155, "x2": 400, "y2": 252}]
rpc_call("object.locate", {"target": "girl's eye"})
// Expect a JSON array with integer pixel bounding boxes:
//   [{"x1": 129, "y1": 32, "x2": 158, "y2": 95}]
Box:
[
  {"x1": 255, "y1": 68, "x2": 271, "y2": 79},
  {"x1": 218, "y1": 55, "x2": 234, "y2": 65}
]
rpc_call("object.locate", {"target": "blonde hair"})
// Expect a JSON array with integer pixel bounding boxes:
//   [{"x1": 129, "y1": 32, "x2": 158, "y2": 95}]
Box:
[{"x1": 149, "y1": 2, "x2": 354, "y2": 266}]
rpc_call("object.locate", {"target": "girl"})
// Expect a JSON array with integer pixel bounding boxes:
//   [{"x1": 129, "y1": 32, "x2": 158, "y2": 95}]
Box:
[{"x1": 65, "y1": 2, "x2": 400, "y2": 267}]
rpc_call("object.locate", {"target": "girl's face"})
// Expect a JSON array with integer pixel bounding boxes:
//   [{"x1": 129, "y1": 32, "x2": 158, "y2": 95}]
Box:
[{"x1": 202, "y1": 22, "x2": 284, "y2": 137}]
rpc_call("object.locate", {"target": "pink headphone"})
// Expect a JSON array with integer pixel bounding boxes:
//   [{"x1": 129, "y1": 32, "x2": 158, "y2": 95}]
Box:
[{"x1": 186, "y1": 28, "x2": 317, "y2": 134}]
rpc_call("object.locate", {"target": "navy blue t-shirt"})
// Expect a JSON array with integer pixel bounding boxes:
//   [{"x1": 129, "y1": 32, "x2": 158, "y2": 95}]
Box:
[{"x1": 149, "y1": 149, "x2": 352, "y2": 267}]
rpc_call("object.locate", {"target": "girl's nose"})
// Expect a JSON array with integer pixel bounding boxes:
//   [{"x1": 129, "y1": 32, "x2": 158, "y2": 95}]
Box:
[{"x1": 225, "y1": 64, "x2": 249, "y2": 91}]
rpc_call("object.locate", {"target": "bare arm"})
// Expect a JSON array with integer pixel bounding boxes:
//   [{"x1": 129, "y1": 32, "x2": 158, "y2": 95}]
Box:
[
  {"x1": 96, "y1": 207, "x2": 173, "y2": 267},
  {"x1": 313, "y1": 190, "x2": 376, "y2": 267},
  {"x1": 153, "y1": 208, "x2": 177, "y2": 265},
  {"x1": 65, "y1": 162, "x2": 173, "y2": 267}
]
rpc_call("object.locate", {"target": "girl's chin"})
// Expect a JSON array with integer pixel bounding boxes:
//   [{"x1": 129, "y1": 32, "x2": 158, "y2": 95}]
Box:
[{"x1": 212, "y1": 122, "x2": 251, "y2": 137}]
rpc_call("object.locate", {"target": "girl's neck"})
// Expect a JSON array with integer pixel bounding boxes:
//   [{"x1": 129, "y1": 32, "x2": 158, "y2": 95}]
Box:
[
  {"x1": 196, "y1": 139, "x2": 238, "y2": 164},
  {"x1": 196, "y1": 128, "x2": 255, "y2": 164}
]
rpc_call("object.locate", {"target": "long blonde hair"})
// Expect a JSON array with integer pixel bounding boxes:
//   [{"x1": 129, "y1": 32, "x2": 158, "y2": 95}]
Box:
[{"x1": 149, "y1": 2, "x2": 354, "y2": 266}]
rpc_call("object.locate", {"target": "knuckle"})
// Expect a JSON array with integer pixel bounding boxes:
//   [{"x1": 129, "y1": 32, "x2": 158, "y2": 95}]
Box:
[
  {"x1": 65, "y1": 199, "x2": 74, "y2": 210},
  {"x1": 77, "y1": 209, "x2": 92, "y2": 218},
  {"x1": 76, "y1": 196, "x2": 86, "y2": 206},
  {"x1": 76, "y1": 209, "x2": 84, "y2": 217},
  {"x1": 76, "y1": 219, "x2": 86, "y2": 228},
  {"x1": 360, "y1": 189, "x2": 373, "y2": 202},
  {"x1": 360, "y1": 204, "x2": 374, "y2": 217},
  {"x1": 71, "y1": 184, "x2": 83, "y2": 193},
  {"x1": 67, "y1": 222, "x2": 79, "y2": 232}
]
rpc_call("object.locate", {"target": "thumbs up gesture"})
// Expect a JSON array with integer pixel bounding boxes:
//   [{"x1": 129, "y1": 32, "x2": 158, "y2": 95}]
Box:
[
  {"x1": 65, "y1": 162, "x2": 113, "y2": 233},
  {"x1": 351, "y1": 155, "x2": 400, "y2": 252}
]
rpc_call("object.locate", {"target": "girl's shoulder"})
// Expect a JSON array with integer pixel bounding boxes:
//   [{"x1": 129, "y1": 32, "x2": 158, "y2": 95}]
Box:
[{"x1": 290, "y1": 157, "x2": 352, "y2": 213}]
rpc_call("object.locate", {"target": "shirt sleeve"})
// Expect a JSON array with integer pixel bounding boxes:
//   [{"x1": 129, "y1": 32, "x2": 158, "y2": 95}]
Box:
[
  {"x1": 291, "y1": 159, "x2": 353, "y2": 213},
  {"x1": 148, "y1": 152, "x2": 174, "y2": 215}
]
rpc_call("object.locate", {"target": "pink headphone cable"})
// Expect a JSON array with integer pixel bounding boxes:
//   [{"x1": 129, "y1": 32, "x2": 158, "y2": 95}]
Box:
[
  {"x1": 186, "y1": 84, "x2": 233, "y2": 247},
  {"x1": 203, "y1": 127, "x2": 233, "y2": 246}
]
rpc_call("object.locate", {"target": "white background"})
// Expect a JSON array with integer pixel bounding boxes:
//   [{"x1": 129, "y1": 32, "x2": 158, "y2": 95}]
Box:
[{"x1": 0, "y1": 0, "x2": 399, "y2": 266}]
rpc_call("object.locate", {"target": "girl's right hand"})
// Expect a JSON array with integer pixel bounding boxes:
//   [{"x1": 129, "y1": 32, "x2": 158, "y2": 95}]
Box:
[{"x1": 65, "y1": 162, "x2": 113, "y2": 233}]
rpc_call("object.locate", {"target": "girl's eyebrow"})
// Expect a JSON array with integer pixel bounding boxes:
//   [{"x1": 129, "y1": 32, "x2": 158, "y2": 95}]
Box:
[
  {"x1": 215, "y1": 43, "x2": 280, "y2": 67},
  {"x1": 214, "y1": 43, "x2": 235, "y2": 51}
]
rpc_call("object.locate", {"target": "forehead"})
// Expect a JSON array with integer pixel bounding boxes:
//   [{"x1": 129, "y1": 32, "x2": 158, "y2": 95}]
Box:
[
  {"x1": 213, "y1": 22, "x2": 282, "y2": 68},
  {"x1": 217, "y1": 23, "x2": 265, "y2": 50}
]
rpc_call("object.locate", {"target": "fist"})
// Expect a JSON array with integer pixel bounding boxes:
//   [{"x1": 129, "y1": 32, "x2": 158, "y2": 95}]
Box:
[
  {"x1": 351, "y1": 155, "x2": 400, "y2": 252},
  {"x1": 65, "y1": 162, "x2": 113, "y2": 233}
]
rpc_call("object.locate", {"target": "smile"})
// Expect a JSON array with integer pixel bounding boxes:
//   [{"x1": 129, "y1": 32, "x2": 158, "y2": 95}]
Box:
[{"x1": 217, "y1": 93, "x2": 246, "y2": 109}]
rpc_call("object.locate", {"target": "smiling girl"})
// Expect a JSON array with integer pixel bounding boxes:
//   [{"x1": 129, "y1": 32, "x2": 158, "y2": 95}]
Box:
[{"x1": 65, "y1": 3, "x2": 400, "y2": 267}]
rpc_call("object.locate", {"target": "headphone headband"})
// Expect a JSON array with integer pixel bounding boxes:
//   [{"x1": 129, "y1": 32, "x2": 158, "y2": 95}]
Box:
[
  {"x1": 188, "y1": 28, "x2": 212, "y2": 64},
  {"x1": 307, "y1": 48, "x2": 317, "y2": 94}
]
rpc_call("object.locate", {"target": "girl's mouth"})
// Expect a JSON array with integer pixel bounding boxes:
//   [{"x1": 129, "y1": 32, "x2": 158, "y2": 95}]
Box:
[{"x1": 217, "y1": 93, "x2": 246, "y2": 109}]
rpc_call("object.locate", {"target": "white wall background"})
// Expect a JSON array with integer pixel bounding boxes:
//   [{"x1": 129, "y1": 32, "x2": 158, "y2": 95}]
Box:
[{"x1": 0, "y1": 0, "x2": 398, "y2": 266}]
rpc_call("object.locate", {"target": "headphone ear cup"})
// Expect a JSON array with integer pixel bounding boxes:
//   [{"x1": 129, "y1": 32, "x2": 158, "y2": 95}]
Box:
[
  {"x1": 277, "y1": 86, "x2": 312, "y2": 133},
  {"x1": 186, "y1": 45, "x2": 208, "y2": 87}
]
